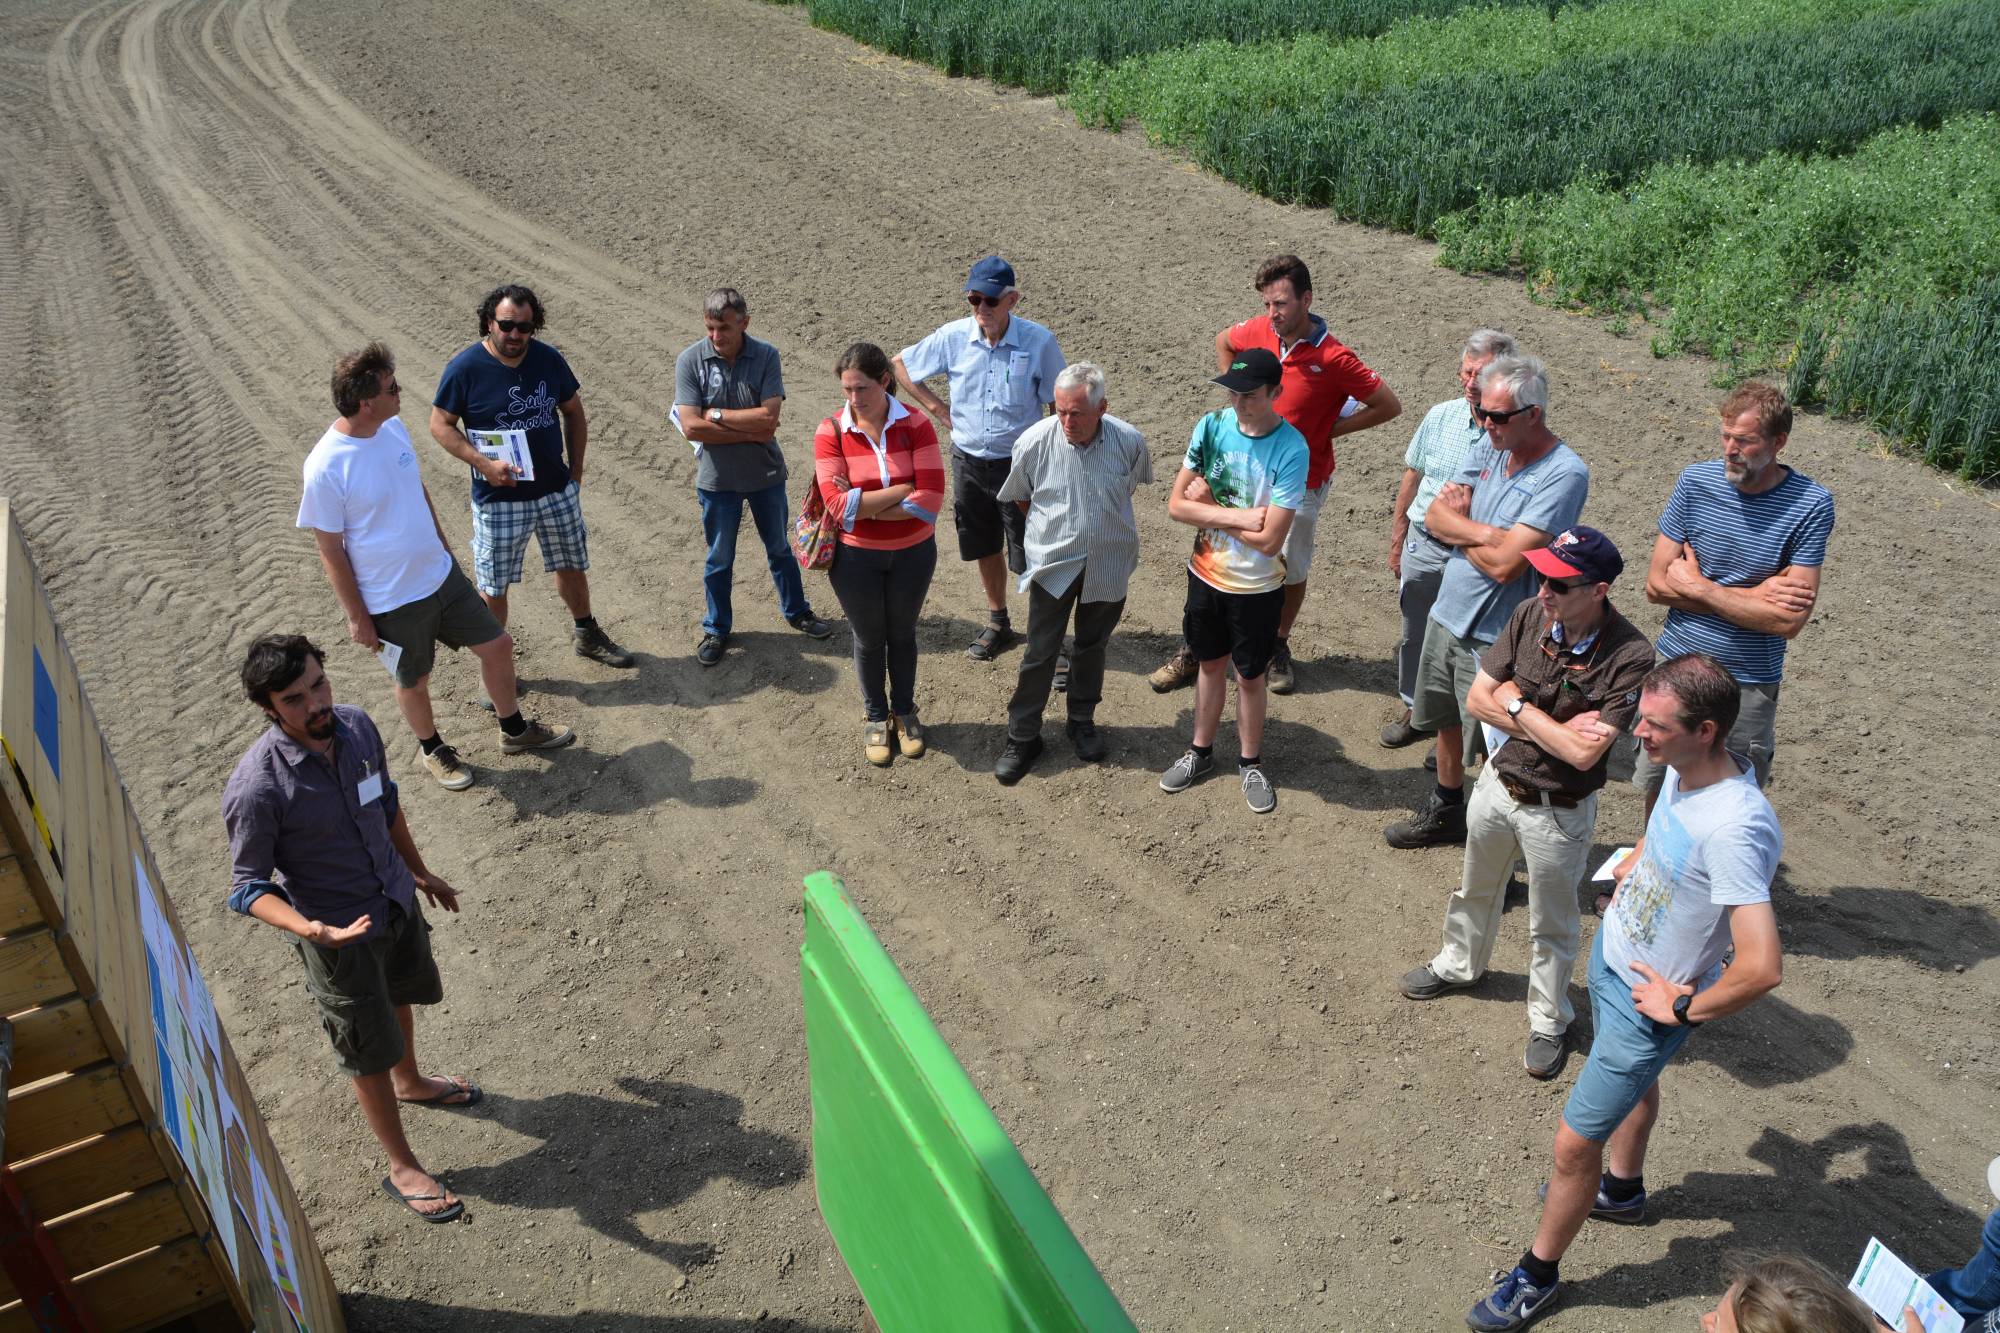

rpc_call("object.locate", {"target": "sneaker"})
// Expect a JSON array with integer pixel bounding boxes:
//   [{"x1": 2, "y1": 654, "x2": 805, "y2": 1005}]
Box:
[
  {"x1": 1466, "y1": 1266, "x2": 1560, "y2": 1331},
  {"x1": 1159, "y1": 748, "x2": 1215, "y2": 794},
  {"x1": 1380, "y1": 708, "x2": 1430, "y2": 748},
  {"x1": 572, "y1": 622, "x2": 635, "y2": 668},
  {"x1": 993, "y1": 735, "x2": 1043, "y2": 785},
  {"x1": 788, "y1": 612, "x2": 834, "y2": 640},
  {"x1": 863, "y1": 720, "x2": 893, "y2": 767},
  {"x1": 1400, "y1": 964, "x2": 1476, "y2": 1000},
  {"x1": 893, "y1": 712, "x2": 927, "y2": 759},
  {"x1": 1384, "y1": 790, "x2": 1468, "y2": 849},
  {"x1": 1241, "y1": 764, "x2": 1276, "y2": 814},
  {"x1": 420, "y1": 743, "x2": 475, "y2": 791},
  {"x1": 499, "y1": 717, "x2": 576, "y2": 753},
  {"x1": 1266, "y1": 640, "x2": 1296, "y2": 695},
  {"x1": 1536, "y1": 1176, "x2": 1647, "y2": 1224},
  {"x1": 1524, "y1": 1031, "x2": 1570, "y2": 1080},
  {"x1": 1148, "y1": 645, "x2": 1198, "y2": 694},
  {"x1": 696, "y1": 632, "x2": 726, "y2": 667},
  {"x1": 1053, "y1": 642, "x2": 1072, "y2": 693},
  {"x1": 1065, "y1": 718, "x2": 1107, "y2": 762}
]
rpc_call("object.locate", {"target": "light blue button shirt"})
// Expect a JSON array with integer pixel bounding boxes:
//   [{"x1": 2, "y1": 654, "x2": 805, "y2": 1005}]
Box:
[{"x1": 898, "y1": 314, "x2": 1065, "y2": 459}]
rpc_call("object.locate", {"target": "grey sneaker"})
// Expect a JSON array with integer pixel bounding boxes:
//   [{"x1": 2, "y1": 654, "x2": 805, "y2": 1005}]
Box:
[
  {"x1": 1266, "y1": 640, "x2": 1296, "y2": 695},
  {"x1": 1148, "y1": 645, "x2": 1199, "y2": 693},
  {"x1": 499, "y1": 717, "x2": 576, "y2": 753},
  {"x1": 1159, "y1": 748, "x2": 1215, "y2": 794},
  {"x1": 420, "y1": 743, "x2": 475, "y2": 791},
  {"x1": 1400, "y1": 964, "x2": 1476, "y2": 1000},
  {"x1": 573, "y1": 622, "x2": 635, "y2": 668},
  {"x1": 1524, "y1": 1031, "x2": 1570, "y2": 1080},
  {"x1": 1241, "y1": 764, "x2": 1276, "y2": 814}
]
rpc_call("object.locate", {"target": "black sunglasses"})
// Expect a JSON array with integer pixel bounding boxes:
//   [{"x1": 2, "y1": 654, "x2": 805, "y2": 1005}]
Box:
[
  {"x1": 1543, "y1": 576, "x2": 1591, "y2": 594},
  {"x1": 1475, "y1": 403, "x2": 1535, "y2": 424},
  {"x1": 966, "y1": 293, "x2": 1004, "y2": 309},
  {"x1": 492, "y1": 318, "x2": 535, "y2": 333}
]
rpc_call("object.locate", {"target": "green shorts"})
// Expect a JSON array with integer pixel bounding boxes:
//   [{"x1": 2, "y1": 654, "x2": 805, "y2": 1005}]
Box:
[
  {"x1": 369, "y1": 562, "x2": 504, "y2": 689},
  {"x1": 296, "y1": 901, "x2": 444, "y2": 1077}
]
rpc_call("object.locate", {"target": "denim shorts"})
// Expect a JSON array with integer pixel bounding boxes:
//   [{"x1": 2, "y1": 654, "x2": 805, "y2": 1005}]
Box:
[{"x1": 1562, "y1": 929, "x2": 1696, "y2": 1142}]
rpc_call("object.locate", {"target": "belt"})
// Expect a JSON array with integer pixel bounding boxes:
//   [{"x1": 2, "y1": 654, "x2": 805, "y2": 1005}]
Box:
[{"x1": 1499, "y1": 775, "x2": 1585, "y2": 809}]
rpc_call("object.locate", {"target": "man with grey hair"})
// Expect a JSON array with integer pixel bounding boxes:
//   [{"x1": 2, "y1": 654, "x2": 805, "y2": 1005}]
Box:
[
  {"x1": 991, "y1": 362, "x2": 1152, "y2": 784},
  {"x1": 1385, "y1": 353, "x2": 1590, "y2": 849},
  {"x1": 1383, "y1": 329, "x2": 1519, "y2": 749},
  {"x1": 672, "y1": 286, "x2": 831, "y2": 668}
]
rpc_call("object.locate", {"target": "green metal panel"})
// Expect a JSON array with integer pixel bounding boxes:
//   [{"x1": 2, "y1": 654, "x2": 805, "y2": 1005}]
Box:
[{"x1": 800, "y1": 871, "x2": 1137, "y2": 1333}]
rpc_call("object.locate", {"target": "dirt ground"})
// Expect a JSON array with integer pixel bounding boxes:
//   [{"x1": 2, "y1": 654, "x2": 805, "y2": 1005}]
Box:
[{"x1": 2, "y1": 0, "x2": 1997, "y2": 1327}]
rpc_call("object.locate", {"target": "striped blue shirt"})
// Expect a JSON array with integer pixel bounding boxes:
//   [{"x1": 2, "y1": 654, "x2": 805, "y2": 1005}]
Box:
[{"x1": 1655, "y1": 460, "x2": 1835, "y2": 684}]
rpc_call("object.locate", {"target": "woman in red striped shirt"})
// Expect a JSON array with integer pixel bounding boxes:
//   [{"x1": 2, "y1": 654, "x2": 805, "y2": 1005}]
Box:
[{"x1": 813, "y1": 343, "x2": 946, "y2": 766}]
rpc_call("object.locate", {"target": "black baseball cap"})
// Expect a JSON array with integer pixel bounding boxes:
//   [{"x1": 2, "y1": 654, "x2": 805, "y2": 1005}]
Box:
[{"x1": 1213, "y1": 347, "x2": 1282, "y2": 392}]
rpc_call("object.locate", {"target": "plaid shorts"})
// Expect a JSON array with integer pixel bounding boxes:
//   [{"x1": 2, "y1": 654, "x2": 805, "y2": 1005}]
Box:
[{"x1": 470, "y1": 481, "x2": 589, "y2": 594}]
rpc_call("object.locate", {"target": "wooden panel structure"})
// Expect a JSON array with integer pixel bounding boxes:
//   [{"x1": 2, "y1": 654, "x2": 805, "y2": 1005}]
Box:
[{"x1": 0, "y1": 501, "x2": 343, "y2": 1330}]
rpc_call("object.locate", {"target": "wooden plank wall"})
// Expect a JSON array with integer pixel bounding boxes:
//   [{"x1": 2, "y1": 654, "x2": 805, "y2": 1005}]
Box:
[{"x1": 0, "y1": 500, "x2": 344, "y2": 1331}]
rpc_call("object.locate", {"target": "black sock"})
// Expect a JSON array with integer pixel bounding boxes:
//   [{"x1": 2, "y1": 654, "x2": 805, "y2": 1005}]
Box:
[
  {"x1": 574, "y1": 615, "x2": 597, "y2": 630},
  {"x1": 989, "y1": 608, "x2": 1010, "y2": 629},
  {"x1": 497, "y1": 711, "x2": 527, "y2": 737},
  {"x1": 1435, "y1": 781, "x2": 1464, "y2": 805},
  {"x1": 417, "y1": 733, "x2": 443, "y2": 755},
  {"x1": 1238, "y1": 754, "x2": 1261, "y2": 770},
  {"x1": 1191, "y1": 742, "x2": 1213, "y2": 761},
  {"x1": 1602, "y1": 1171, "x2": 1644, "y2": 1203},
  {"x1": 1518, "y1": 1250, "x2": 1559, "y2": 1286}
]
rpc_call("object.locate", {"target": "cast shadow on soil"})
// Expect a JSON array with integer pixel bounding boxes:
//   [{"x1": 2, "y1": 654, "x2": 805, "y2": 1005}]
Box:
[
  {"x1": 343, "y1": 1297, "x2": 848, "y2": 1333},
  {"x1": 1562, "y1": 1121, "x2": 1985, "y2": 1317},
  {"x1": 475, "y1": 739, "x2": 758, "y2": 816},
  {"x1": 445, "y1": 1078, "x2": 804, "y2": 1272},
  {"x1": 1769, "y1": 865, "x2": 2000, "y2": 972},
  {"x1": 523, "y1": 631, "x2": 845, "y2": 706}
]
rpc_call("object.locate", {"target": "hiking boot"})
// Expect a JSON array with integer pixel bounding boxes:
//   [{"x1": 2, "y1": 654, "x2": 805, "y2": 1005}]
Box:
[
  {"x1": 1065, "y1": 718, "x2": 1107, "y2": 762},
  {"x1": 696, "y1": 632, "x2": 726, "y2": 667},
  {"x1": 1381, "y1": 708, "x2": 1429, "y2": 748},
  {"x1": 572, "y1": 622, "x2": 635, "y2": 668},
  {"x1": 1159, "y1": 748, "x2": 1215, "y2": 794},
  {"x1": 1524, "y1": 1031, "x2": 1570, "y2": 1080},
  {"x1": 420, "y1": 743, "x2": 474, "y2": 791},
  {"x1": 788, "y1": 612, "x2": 834, "y2": 640},
  {"x1": 863, "y1": 720, "x2": 893, "y2": 767},
  {"x1": 1384, "y1": 790, "x2": 1467, "y2": 848},
  {"x1": 499, "y1": 717, "x2": 576, "y2": 753},
  {"x1": 1266, "y1": 640, "x2": 1296, "y2": 695},
  {"x1": 1537, "y1": 1176, "x2": 1647, "y2": 1224},
  {"x1": 1241, "y1": 764, "x2": 1276, "y2": 814},
  {"x1": 1148, "y1": 645, "x2": 1198, "y2": 693},
  {"x1": 1466, "y1": 1266, "x2": 1560, "y2": 1331},
  {"x1": 993, "y1": 735, "x2": 1043, "y2": 785},
  {"x1": 1400, "y1": 964, "x2": 1476, "y2": 1000},
  {"x1": 892, "y1": 712, "x2": 927, "y2": 759}
]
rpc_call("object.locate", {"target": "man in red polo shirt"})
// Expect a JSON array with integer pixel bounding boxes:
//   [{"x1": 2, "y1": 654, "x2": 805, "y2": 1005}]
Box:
[{"x1": 1149, "y1": 254, "x2": 1401, "y2": 694}]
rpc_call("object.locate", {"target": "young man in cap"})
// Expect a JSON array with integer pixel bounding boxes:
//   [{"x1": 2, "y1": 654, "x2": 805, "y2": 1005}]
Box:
[
  {"x1": 1466, "y1": 651, "x2": 1782, "y2": 1330},
  {"x1": 1398, "y1": 527, "x2": 1654, "y2": 1080},
  {"x1": 1159, "y1": 348, "x2": 1308, "y2": 814},
  {"x1": 894, "y1": 256, "x2": 1067, "y2": 660},
  {"x1": 1151, "y1": 253, "x2": 1400, "y2": 695}
]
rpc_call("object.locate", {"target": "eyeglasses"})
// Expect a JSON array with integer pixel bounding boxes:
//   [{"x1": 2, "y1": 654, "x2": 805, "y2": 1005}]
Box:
[
  {"x1": 383, "y1": 380, "x2": 402, "y2": 395},
  {"x1": 966, "y1": 293, "x2": 1004, "y2": 309},
  {"x1": 1542, "y1": 576, "x2": 1590, "y2": 594},
  {"x1": 1475, "y1": 403, "x2": 1535, "y2": 424},
  {"x1": 492, "y1": 318, "x2": 534, "y2": 333}
]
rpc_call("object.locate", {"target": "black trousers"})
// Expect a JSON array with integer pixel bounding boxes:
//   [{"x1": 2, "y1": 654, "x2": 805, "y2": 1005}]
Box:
[
  {"x1": 1005, "y1": 572, "x2": 1125, "y2": 741},
  {"x1": 828, "y1": 537, "x2": 937, "y2": 721}
]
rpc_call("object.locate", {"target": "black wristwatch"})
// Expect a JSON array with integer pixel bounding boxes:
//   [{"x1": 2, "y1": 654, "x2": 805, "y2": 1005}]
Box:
[{"x1": 1671, "y1": 993, "x2": 1701, "y2": 1027}]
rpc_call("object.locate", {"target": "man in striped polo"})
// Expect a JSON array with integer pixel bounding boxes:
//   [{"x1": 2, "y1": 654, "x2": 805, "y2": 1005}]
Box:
[{"x1": 1635, "y1": 384, "x2": 1834, "y2": 816}]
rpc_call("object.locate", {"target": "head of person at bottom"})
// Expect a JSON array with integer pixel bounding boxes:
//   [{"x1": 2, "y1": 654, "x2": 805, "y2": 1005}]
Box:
[
  {"x1": 241, "y1": 633, "x2": 333, "y2": 746},
  {"x1": 1052, "y1": 362, "x2": 1109, "y2": 445},
  {"x1": 1702, "y1": 1253, "x2": 1877, "y2": 1333},
  {"x1": 1525, "y1": 525, "x2": 1623, "y2": 638},
  {"x1": 1212, "y1": 346, "x2": 1284, "y2": 433}
]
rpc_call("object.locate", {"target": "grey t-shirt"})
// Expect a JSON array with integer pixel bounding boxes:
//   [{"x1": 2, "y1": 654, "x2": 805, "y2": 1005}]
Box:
[
  {"x1": 673, "y1": 334, "x2": 789, "y2": 493},
  {"x1": 1430, "y1": 436, "x2": 1590, "y2": 644},
  {"x1": 996, "y1": 413, "x2": 1153, "y2": 602}
]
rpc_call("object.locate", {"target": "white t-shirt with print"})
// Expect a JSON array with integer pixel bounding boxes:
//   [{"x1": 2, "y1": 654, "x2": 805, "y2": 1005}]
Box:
[{"x1": 297, "y1": 417, "x2": 452, "y2": 615}]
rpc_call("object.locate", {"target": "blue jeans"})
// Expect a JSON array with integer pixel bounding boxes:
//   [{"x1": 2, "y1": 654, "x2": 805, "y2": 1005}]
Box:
[
  {"x1": 698, "y1": 482, "x2": 811, "y2": 636},
  {"x1": 1930, "y1": 1206, "x2": 2000, "y2": 1317}
]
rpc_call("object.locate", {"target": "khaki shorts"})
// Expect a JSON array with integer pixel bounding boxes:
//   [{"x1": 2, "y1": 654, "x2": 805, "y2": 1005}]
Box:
[
  {"x1": 369, "y1": 562, "x2": 504, "y2": 688},
  {"x1": 1279, "y1": 476, "x2": 1333, "y2": 586},
  {"x1": 1411, "y1": 615, "x2": 1488, "y2": 768},
  {"x1": 296, "y1": 901, "x2": 444, "y2": 1077}
]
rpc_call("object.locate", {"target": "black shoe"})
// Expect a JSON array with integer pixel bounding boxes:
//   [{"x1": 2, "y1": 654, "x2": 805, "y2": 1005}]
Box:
[
  {"x1": 1424, "y1": 750, "x2": 1438, "y2": 773},
  {"x1": 1383, "y1": 790, "x2": 1467, "y2": 849},
  {"x1": 788, "y1": 612, "x2": 834, "y2": 640},
  {"x1": 967, "y1": 623, "x2": 1017, "y2": 661},
  {"x1": 1380, "y1": 709, "x2": 1431, "y2": 748},
  {"x1": 696, "y1": 632, "x2": 726, "y2": 667},
  {"x1": 994, "y1": 735, "x2": 1044, "y2": 785},
  {"x1": 573, "y1": 622, "x2": 636, "y2": 668},
  {"x1": 1524, "y1": 1031, "x2": 1570, "y2": 1080},
  {"x1": 1066, "y1": 718, "x2": 1107, "y2": 762}
]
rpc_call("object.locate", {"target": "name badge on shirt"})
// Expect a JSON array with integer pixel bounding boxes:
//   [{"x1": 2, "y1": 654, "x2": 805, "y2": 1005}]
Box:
[
  {"x1": 1009, "y1": 352, "x2": 1030, "y2": 383},
  {"x1": 357, "y1": 771, "x2": 384, "y2": 806}
]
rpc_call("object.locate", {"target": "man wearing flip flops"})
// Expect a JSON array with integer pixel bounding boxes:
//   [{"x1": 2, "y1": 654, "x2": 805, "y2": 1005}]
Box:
[{"x1": 223, "y1": 634, "x2": 482, "y2": 1224}]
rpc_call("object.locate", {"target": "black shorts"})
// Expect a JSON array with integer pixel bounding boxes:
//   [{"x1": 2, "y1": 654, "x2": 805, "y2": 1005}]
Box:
[
  {"x1": 950, "y1": 449, "x2": 1026, "y2": 571},
  {"x1": 1183, "y1": 569, "x2": 1284, "y2": 681}
]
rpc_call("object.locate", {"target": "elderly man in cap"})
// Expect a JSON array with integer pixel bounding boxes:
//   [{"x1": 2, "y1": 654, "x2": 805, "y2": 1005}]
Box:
[
  {"x1": 894, "y1": 256, "x2": 1067, "y2": 660},
  {"x1": 1398, "y1": 527, "x2": 1654, "y2": 1080}
]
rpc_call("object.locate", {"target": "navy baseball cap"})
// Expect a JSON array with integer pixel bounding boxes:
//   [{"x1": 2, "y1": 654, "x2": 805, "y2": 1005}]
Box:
[
  {"x1": 1527, "y1": 526, "x2": 1624, "y2": 584},
  {"x1": 966, "y1": 256, "x2": 1017, "y2": 298},
  {"x1": 1213, "y1": 347, "x2": 1283, "y2": 392}
]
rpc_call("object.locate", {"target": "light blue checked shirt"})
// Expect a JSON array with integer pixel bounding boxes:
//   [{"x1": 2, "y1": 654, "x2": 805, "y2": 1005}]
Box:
[{"x1": 898, "y1": 314, "x2": 1065, "y2": 459}]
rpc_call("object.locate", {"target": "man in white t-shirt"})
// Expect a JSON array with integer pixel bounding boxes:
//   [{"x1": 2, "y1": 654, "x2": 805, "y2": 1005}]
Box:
[
  {"x1": 1463, "y1": 651, "x2": 1784, "y2": 1331},
  {"x1": 299, "y1": 342, "x2": 574, "y2": 791}
]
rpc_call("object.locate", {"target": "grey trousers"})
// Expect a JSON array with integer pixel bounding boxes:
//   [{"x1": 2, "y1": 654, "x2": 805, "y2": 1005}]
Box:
[
  {"x1": 1396, "y1": 531, "x2": 1451, "y2": 707},
  {"x1": 1006, "y1": 574, "x2": 1125, "y2": 741}
]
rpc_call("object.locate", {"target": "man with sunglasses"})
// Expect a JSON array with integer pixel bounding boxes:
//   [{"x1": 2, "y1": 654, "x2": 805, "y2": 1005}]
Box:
[
  {"x1": 894, "y1": 256, "x2": 1066, "y2": 661},
  {"x1": 1385, "y1": 354, "x2": 1590, "y2": 850},
  {"x1": 1399, "y1": 528, "x2": 1654, "y2": 1080}
]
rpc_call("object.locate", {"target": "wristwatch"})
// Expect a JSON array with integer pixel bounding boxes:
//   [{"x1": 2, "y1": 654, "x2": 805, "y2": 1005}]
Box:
[
  {"x1": 708, "y1": 408, "x2": 724, "y2": 424},
  {"x1": 1671, "y1": 993, "x2": 1701, "y2": 1027},
  {"x1": 1505, "y1": 697, "x2": 1526, "y2": 719}
]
